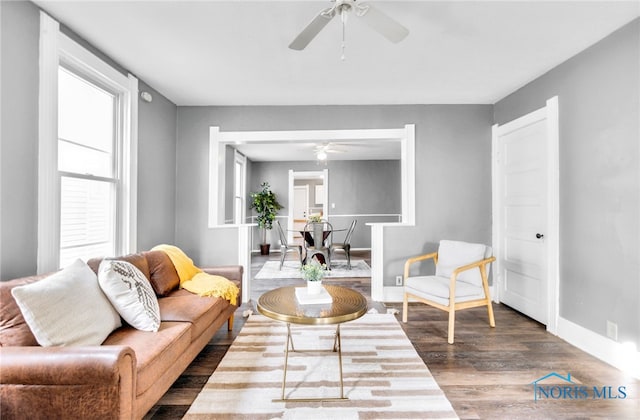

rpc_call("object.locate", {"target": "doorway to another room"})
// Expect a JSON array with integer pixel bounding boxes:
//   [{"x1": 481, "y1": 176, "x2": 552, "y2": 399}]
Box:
[
  {"x1": 288, "y1": 170, "x2": 328, "y2": 245},
  {"x1": 208, "y1": 125, "x2": 415, "y2": 304}
]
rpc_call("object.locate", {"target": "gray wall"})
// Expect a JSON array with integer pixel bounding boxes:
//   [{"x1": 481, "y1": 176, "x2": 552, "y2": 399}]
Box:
[
  {"x1": 495, "y1": 20, "x2": 640, "y2": 345},
  {"x1": 0, "y1": 1, "x2": 178, "y2": 279},
  {"x1": 136, "y1": 81, "x2": 178, "y2": 251},
  {"x1": 383, "y1": 107, "x2": 494, "y2": 283},
  {"x1": 0, "y1": 1, "x2": 40, "y2": 280},
  {"x1": 175, "y1": 105, "x2": 493, "y2": 278}
]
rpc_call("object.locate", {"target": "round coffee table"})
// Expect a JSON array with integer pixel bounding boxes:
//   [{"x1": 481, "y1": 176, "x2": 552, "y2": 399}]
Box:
[{"x1": 257, "y1": 284, "x2": 368, "y2": 402}]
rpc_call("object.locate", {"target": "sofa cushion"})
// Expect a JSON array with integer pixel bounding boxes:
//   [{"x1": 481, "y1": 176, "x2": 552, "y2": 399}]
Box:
[
  {"x1": 143, "y1": 251, "x2": 180, "y2": 296},
  {"x1": 10, "y1": 259, "x2": 122, "y2": 346},
  {"x1": 103, "y1": 321, "x2": 191, "y2": 397},
  {"x1": 88, "y1": 253, "x2": 151, "y2": 281},
  {"x1": 98, "y1": 260, "x2": 161, "y2": 332},
  {"x1": 202, "y1": 266, "x2": 243, "y2": 283},
  {"x1": 158, "y1": 294, "x2": 227, "y2": 339},
  {"x1": 0, "y1": 276, "x2": 44, "y2": 346}
]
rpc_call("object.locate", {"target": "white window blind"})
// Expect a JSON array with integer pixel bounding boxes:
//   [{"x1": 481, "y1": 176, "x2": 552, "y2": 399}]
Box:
[{"x1": 58, "y1": 67, "x2": 117, "y2": 267}]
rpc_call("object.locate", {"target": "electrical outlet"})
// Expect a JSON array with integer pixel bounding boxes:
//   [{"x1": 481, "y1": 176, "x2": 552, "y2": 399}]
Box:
[
  {"x1": 606, "y1": 321, "x2": 618, "y2": 341},
  {"x1": 395, "y1": 275, "x2": 403, "y2": 286}
]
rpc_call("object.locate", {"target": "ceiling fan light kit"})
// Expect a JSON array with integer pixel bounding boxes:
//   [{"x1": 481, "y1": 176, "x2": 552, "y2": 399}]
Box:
[{"x1": 289, "y1": 0, "x2": 409, "y2": 59}]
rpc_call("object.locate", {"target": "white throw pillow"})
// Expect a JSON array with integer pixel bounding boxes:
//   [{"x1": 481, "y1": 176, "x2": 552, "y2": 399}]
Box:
[
  {"x1": 435, "y1": 240, "x2": 488, "y2": 287},
  {"x1": 10, "y1": 259, "x2": 122, "y2": 346},
  {"x1": 98, "y1": 259, "x2": 161, "y2": 332}
]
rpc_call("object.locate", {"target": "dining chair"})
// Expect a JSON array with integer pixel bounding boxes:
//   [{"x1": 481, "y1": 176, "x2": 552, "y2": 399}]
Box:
[
  {"x1": 402, "y1": 240, "x2": 496, "y2": 344},
  {"x1": 330, "y1": 220, "x2": 356, "y2": 269},
  {"x1": 275, "y1": 220, "x2": 303, "y2": 270},
  {"x1": 302, "y1": 221, "x2": 333, "y2": 269}
]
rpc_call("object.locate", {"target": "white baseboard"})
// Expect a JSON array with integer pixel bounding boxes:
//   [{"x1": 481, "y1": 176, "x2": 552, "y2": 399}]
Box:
[
  {"x1": 557, "y1": 316, "x2": 639, "y2": 380},
  {"x1": 382, "y1": 286, "x2": 405, "y2": 303}
]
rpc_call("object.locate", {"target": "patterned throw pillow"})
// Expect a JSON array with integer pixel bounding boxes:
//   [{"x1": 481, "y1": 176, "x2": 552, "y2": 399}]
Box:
[{"x1": 98, "y1": 259, "x2": 161, "y2": 332}]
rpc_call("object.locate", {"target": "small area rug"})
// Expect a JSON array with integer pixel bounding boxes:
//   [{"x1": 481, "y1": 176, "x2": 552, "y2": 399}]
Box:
[
  {"x1": 184, "y1": 313, "x2": 458, "y2": 419},
  {"x1": 255, "y1": 260, "x2": 371, "y2": 279}
]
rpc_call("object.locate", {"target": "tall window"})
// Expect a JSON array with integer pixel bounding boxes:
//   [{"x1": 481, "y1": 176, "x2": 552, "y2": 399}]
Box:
[
  {"x1": 38, "y1": 13, "x2": 138, "y2": 272},
  {"x1": 57, "y1": 67, "x2": 117, "y2": 267},
  {"x1": 233, "y1": 151, "x2": 246, "y2": 224}
]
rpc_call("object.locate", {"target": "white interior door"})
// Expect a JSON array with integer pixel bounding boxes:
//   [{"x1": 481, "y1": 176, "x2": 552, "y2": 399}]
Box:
[
  {"x1": 292, "y1": 186, "x2": 308, "y2": 239},
  {"x1": 494, "y1": 98, "x2": 558, "y2": 326}
]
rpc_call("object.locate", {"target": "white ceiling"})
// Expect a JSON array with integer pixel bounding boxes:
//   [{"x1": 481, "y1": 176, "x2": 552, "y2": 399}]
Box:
[
  {"x1": 234, "y1": 138, "x2": 401, "y2": 161},
  {"x1": 33, "y1": 0, "x2": 639, "y2": 161}
]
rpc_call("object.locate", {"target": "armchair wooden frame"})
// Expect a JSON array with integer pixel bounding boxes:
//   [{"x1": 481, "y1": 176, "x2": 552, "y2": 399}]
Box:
[{"x1": 402, "y1": 251, "x2": 496, "y2": 344}]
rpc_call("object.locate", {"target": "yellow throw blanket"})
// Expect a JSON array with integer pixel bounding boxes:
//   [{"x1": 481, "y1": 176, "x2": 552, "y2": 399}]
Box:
[{"x1": 151, "y1": 244, "x2": 239, "y2": 305}]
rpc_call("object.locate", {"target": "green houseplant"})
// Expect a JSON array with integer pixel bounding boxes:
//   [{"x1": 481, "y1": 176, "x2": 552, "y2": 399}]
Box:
[
  {"x1": 300, "y1": 259, "x2": 327, "y2": 295},
  {"x1": 250, "y1": 182, "x2": 283, "y2": 255}
]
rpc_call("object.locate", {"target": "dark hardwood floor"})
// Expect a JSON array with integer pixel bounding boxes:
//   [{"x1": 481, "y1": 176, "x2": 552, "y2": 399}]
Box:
[{"x1": 145, "y1": 251, "x2": 639, "y2": 419}]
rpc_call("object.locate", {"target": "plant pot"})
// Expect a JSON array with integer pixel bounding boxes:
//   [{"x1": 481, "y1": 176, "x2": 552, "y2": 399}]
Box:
[
  {"x1": 306, "y1": 280, "x2": 323, "y2": 295},
  {"x1": 260, "y1": 244, "x2": 271, "y2": 255}
]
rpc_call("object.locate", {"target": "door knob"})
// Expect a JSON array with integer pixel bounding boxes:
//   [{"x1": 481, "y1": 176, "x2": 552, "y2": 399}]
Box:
[{"x1": 536, "y1": 233, "x2": 544, "y2": 239}]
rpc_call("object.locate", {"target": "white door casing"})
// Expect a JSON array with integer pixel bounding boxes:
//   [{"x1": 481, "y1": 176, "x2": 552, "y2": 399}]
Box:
[{"x1": 492, "y1": 96, "x2": 559, "y2": 333}]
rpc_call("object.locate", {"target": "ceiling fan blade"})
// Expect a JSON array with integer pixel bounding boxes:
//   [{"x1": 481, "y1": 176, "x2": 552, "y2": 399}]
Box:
[
  {"x1": 289, "y1": 7, "x2": 336, "y2": 51},
  {"x1": 356, "y1": 3, "x2": 409, "y2": 43}
]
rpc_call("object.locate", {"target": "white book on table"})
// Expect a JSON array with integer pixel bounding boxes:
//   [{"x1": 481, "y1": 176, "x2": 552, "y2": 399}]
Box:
[{"x1": 295, "y1": 287, "x2": 333, "y2": 304}]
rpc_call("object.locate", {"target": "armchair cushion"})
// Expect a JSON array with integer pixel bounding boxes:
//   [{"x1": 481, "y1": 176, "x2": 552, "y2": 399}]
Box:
[
  {"x1": 405, "y1": 275, "x2": 485, "y2": 306},
  {"x1": 435, "y1": 240, "x2": 487, "y2": 287}
]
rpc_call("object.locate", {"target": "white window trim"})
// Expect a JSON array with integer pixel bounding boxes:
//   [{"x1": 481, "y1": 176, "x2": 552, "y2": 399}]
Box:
[
  {"x1": 233, "y1": 150, "x2": 246, "y2": 224},
  {"x1": 37, "y1": 12, "x2": 138, "y2": 273}
]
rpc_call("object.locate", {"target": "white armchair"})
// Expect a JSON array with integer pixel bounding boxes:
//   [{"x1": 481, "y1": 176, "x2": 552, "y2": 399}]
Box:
[{"x1": 402, "y1": 240, "x2": 496, "y2": 344}]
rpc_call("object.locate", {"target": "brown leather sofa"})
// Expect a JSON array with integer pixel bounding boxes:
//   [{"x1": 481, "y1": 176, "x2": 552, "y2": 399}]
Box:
[{"x1": 0, "y1": 250, "x2": 243, "y2": 419}]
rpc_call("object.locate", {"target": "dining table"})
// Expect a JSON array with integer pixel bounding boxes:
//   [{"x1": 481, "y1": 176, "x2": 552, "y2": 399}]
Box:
[
  {"x1": 297, "y1": 228, "x2": 345, "y2": 247},
  {"x1": 290, "y1": 226, "x2": 345, "y2": 267}
]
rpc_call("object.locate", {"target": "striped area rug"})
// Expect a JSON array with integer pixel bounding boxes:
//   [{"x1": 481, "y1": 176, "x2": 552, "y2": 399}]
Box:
[{"x1": 184, "y1": 313, "x2": 458, "y2": 419}]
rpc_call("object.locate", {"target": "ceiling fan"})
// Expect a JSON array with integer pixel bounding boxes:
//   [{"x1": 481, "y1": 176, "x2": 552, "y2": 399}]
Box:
[
  {"x1": 312, "y1": 142, "x2": 368, "y2": 161},
  {"x1": 289, "y1": 0, "x2": 409, "y2": 55},
  {"x1": 314, "y1": 143, "x2": 344, "y2": 160}
]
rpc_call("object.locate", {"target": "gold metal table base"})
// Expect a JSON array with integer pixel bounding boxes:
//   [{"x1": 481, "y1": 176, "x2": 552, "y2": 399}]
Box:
[
  {"x1": 256, "y1": 285, "x2": 368, "y2": 403},
  {"x1": 273, "y1": 322, "x2": 349, "y2": 403}
]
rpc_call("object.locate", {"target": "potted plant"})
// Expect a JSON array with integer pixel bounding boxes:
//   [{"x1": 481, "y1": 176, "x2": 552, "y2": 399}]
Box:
[
  {"x1": 300, "y1": 259, "x2": 327, "y2": 295},
  {"x1": 308, "y1": 214, "x2": 322, "y2": 223},
  {"x1": 250, "y1": 182, "x2": 283, "y2": 255}
]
